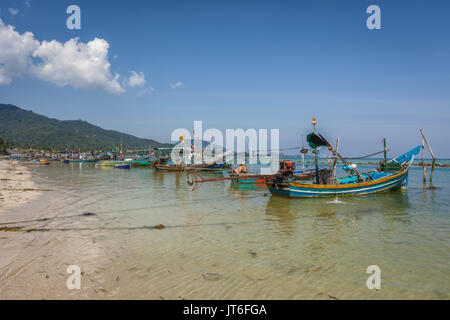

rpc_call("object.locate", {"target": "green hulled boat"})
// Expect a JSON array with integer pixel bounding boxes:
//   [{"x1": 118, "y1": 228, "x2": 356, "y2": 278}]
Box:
[{"x1": 99, "y1": 159, "x2": 154, "y2": 167}]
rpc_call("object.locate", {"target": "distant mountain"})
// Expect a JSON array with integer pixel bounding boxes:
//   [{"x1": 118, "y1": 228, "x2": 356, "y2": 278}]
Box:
[{"x1": 0, "y1": 104, "x2": 173, "y2": 151}]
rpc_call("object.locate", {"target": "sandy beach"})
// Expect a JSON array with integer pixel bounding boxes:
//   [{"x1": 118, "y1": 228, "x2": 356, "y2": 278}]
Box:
[
  {"x1": 0, "y1": 159, "x2": 42, "y2": 210},
  {"x1": 0, "y1": 160, "x2": 106, "y2": 299}
]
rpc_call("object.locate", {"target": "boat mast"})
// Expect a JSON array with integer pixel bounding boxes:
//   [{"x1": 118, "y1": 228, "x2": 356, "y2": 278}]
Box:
[
  {"x1": 312, "y1": 118, "x2": 320, "y2": 184},
  {"x1": 301, "y1": 134, "x2": 305, "y2": 170}
]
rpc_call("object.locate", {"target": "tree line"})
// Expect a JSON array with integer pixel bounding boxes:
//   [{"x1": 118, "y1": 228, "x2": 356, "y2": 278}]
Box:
[{"x1": 0, "y1": 136, "x2": 12, "y2": 155}]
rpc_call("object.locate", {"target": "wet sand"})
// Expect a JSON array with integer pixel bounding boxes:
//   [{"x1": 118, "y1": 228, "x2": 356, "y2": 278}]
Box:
[
  {"x1": 0, "y1": 160, "x2": 107, "y2": 299},
  {"x1": 0, "y1": 160, "x2": 42, "y2": 210}
]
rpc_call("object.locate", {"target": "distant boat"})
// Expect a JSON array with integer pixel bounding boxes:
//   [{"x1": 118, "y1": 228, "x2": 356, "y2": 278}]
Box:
[
  {"x1": 229, "y1": 173, "x2": 268, "y2": 184},
  {"x1": 26, "y1": 159, "x2": 50, "y2": 166},
  {"x1": 230, "y1": 167, "x2": 321, "y2": 185},
  {"x1": 114, "y1": 164, "x2": 131, "y2": 169},
  {"x1": 154, "y1": 162, "x2": 228, "y2": 172},
  {"x1": 126, "y1": 159, "x2": 153, "y2": 167},
  {"x1": 68, "y1": 158, "x2": 99, "y2": 163},
  {"x1": 99, "y1": 159, "x2": 157, "y2": 167}
]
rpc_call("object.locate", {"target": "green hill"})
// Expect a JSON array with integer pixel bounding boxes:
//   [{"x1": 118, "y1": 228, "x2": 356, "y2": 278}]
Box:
[{"x1": 0, "y1": 104, "x2": 173, "y2": 151}]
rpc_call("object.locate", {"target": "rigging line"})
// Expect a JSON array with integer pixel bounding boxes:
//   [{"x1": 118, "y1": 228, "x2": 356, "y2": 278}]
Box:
[
  {"x1": 251, "y1": 146, "x2": 303, "y2": 153},
  {"x1": 339, "y1": 149, "x2": 390, "y2": 160}
]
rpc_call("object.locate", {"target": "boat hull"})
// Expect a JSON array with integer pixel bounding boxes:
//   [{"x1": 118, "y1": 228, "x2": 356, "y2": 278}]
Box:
[
  {"x1": 154, "y1": 163, "x2": 226, "y2": 172},
  {"x1": 115, "y1": 164, "x2": 131, "y2": 169},
  {"x1": 100, "y1": 160, "x2": 153, "y2": 167},
  {"x1": 271, "y1": 169, "x2": 409, "y2": 198},
  {"x1": 230, "y1": 168, "x2": 319, "y2": 185},
  {"x1": 69, "y1": 159, "x2": 99, "y2": 163},
  {"x1": 229, "y1": 173, "x2": 268, "y2": 184}
]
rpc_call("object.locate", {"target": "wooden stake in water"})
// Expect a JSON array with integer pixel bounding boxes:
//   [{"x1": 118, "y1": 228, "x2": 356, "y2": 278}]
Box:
[
  {"x1": 330, "y1": 137, "x2": 340, "y2": 183},
  {"x1": 421, "y1": 138, "x2": 427, "y2": 184},
  {"x1": 312, "y1": 118, "x2": 319, "y2": 184},
  {"x1": 420, "y1": 129, "x2": 436, "y2": 186}
]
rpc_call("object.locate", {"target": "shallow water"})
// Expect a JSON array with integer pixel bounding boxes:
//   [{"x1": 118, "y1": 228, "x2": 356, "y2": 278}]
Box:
[{"x1": 1, "y1": 162, "x2": 449, "y2": 299}]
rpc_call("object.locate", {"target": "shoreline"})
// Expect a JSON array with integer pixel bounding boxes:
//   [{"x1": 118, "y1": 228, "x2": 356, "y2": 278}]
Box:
[
  {"x1": 0, "y1": 160, "x2": 110, "y2": 299},
  {"x1": 0, "y1": 159, "x2": 43, "y2": 211}
]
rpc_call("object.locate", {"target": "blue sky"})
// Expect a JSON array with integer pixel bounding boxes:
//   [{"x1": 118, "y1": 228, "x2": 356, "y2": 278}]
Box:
[{"x1": 0, "y1": 0, "x2": 449, "y2": 157}]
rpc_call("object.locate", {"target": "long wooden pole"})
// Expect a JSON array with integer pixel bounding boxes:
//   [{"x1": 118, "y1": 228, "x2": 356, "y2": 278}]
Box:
[
  {"x1": 420, "y1": 129, "x2": 436, "y2": 185},
  {"x1": 330, "y1": 138, "x2": 340, "y2": 183},
  {"x1": 421, "y1": 138, "x2": 426, "y2": 183},
  {"x1": 313, "y1": 119, "x2": 320, "y2": 184}
]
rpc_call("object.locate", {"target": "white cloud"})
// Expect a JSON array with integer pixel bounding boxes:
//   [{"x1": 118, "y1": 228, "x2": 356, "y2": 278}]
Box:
[
  {"x1": 8, "y1": 8, "x2": 19, "y2": 15},
  {"x1": 127, "y1": 71, "x2": 146, "y2": 87},
  {"x1": 138, "y1": 86, "x2": 155, "y2": 96},
  {"x1": 0, "y1": 19, "x2": 39, "y2": 84},
  {"x1": 170, "y1": 81, "x2": 183, "y2": 89},
  {"x1": 25, "y1": 1, "x2": 31, "y2": 8},
  {"x1": 0, "y1": 19, "x2": 139, "y2": 95},
  {"x1": 31, "y1": 37, "x2": 124, "y2": 94}
]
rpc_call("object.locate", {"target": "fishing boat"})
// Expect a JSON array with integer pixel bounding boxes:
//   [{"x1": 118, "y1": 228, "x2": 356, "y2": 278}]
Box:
[
  {"x1": 229, "y1": 172, "x2": 269, "y2": 184},
  {"x1": 99, "y1": 160, "x2": 126, "y2": 167},
  {"x1": 229, "y1": 168, "x2": 319, "y2": 185},
  {"x1": 154, "y1": 162, "x2": 222, "y2": 172},
  {"x1": 114, "y1": 164, "x2": 131, "y2": 169},
  {"x1": 99, "y1": 159, "x2": 149, "y2": 167},
  {"x1": 68, "y1": 158, "x2": 99, "y2": 163},
  {"x1": 267, "y1": 132, "x2": 420, "y2": 198},
  {"x1": 99, "y1": 158, "x2": 163, "y2": 168},
  {"x1": 25, "y1": 159, "x2": 50, "y2": 166},
  {"x1": 127, "y1": 159, "x2": 153, "y2": 167},
  {"x1": 229, "y1": 159, "x2": 324, "y2": 185}
]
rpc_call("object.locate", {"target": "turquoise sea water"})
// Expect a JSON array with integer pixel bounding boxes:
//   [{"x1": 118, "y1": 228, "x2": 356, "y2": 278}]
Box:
[{"x1": 1, "y1": 161, "x2": 449, "y2": 299}]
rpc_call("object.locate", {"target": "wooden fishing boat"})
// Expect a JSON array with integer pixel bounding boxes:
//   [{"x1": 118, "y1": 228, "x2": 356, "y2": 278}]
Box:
[
  {"x1": 127, "y1": 160, "x2": 153, "y2": 167},
  {"x1": 229, "y1": 168, "x2": 319, "y2": 185},
  {"x1": 114, "y1": 164, "x2": 131, "y2": 169},
  {"x1": 99, "y1": 160, "x2": 126, "y2": 167},
  {"x1": 268, "y1": 145, "x2": 421, "y2": 198},
  {"x1": 99, "y1": 159, "x2": 154, "y2": 167},
  {"x1": 229, "y1": 173, "x2": 268, "y2": 184},
  {"x1": 68, "y1": 158, "x2": 99, "y2": 163},
  {"x1": 154, "y1": 163, "x2": 219, "y2": 172},
  {"x1": 26, "y1": 159, "x2": 50, "y2": 165}
]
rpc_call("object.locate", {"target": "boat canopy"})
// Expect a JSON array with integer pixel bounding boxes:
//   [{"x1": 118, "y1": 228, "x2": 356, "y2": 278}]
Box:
[{"x1": 390, "y1": 145, "x2": 421, "y2": 164}]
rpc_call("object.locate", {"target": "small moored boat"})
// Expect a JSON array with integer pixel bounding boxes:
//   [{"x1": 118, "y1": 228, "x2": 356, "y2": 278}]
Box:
[
  {"x1": 26, "y1": 159, "x2": 50, "y2": 166},
  {"x1": 114, "y1": 164, "x2": 131, "y2": 169}
]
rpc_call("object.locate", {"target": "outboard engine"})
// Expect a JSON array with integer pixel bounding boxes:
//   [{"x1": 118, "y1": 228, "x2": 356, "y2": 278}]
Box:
[{"x1": 265, "y1": 160, "x2": 296, "y2": 189}]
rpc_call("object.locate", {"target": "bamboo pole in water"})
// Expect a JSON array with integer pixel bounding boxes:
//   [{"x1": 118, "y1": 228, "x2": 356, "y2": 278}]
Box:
[
  {"x1": 421, "y1": 138, "x2": 427, "y2": 184},
  {"x1": 383, "y1": 138, "x2": 388, "y2": 172},
  {"x1": 420, "y1": 129, "x2": 436, "y2": 185},
  {"x1": 330, "y1": 138, "x2": 340, "y2": 183}
]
